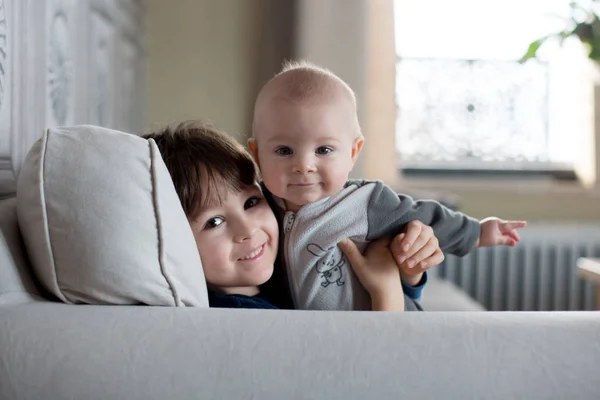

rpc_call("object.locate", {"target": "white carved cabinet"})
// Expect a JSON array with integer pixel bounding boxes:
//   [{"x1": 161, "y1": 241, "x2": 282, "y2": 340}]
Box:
[{"x1": 0, "y1": 0, "x2": 146, "y2": 197}]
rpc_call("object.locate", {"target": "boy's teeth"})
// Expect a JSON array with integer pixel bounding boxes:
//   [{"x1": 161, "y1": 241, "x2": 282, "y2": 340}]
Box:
[{"x1": 240, "y1": 245, "x2": 263, "y2": 260}]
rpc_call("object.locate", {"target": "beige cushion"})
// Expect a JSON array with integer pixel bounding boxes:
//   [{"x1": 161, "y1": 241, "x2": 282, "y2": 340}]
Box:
[{"x1": 16, "y1": 125, "x2": 208, "y2": 307}]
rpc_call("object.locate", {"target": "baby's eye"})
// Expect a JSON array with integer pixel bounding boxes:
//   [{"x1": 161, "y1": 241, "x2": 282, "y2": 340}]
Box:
[
  {"x1": 316, "y1": 146, "x2": 333, "y2": 155},
  {"x1": 244, "y1": 196, "x2": 261, "y2": 209},
  {"x1": 275, "y1": 146, "x2": 293, "y2": 156},
  {"x1": 204, "y1": 216, "x2": 224, "y2": 229}
]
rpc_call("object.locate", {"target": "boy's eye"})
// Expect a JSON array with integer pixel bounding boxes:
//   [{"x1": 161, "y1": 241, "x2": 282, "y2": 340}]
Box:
[
  {"x1": 244, "y1": 196, "x2": 261, "y2": 209},
  {"x1": 204, "y1": 216, "x2": 224, "y2": 229},
  {"x1": 316, "y1": 146, "x2": 333, "y2": 155},
  {"x1": 275, "y1": 146, "x2": 293, "y2": 156}
]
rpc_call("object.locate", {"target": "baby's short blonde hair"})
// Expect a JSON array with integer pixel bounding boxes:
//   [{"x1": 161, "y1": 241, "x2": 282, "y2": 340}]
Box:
[
  {"x1": 274, "y1": 60, "x2": 357, "y2": 104},
  {"x1": 252, "y1": 60, "x2": 362, "y2": 138}
]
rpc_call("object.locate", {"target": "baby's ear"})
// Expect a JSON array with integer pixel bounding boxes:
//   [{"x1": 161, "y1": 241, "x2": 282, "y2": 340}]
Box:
[
  {"x1": 247, "y1": 138, "x2": 260, "y2": 166},
  {"x1": 351, "y1": 136, "x2": 364, "y2": 163}
]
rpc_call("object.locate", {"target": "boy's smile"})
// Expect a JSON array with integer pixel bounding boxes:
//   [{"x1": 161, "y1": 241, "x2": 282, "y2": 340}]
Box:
[{"x1": 237, "y1": 244, "x2": 265, "y2": 262}]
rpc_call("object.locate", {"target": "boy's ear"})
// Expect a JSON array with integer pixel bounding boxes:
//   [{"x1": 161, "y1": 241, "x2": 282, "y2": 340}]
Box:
[
  {"x1": 247, "y1": 138, "x2": 260, "y2": 166},
  {"x1": 351, "y1": 137, "x2": 364, "y2": 164}
]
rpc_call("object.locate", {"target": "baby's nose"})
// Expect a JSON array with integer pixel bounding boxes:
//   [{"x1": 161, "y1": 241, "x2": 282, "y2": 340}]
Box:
[{"x1": 292, "y1": 155, "x2": 316, "y2": 173}]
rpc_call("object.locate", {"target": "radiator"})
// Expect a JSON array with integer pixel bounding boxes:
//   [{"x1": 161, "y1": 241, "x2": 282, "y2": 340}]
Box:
[{"x1": 436, "y1": 224, "x2": 600, "y2": 311}]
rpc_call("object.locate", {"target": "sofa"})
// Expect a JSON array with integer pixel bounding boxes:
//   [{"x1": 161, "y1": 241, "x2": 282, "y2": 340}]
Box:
[{"x1": 1, "y1": 126, "x2": 600, "y2": 399}]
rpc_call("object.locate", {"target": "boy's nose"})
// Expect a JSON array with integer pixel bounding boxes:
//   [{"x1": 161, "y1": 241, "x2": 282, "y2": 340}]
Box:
[{"x1": 232, "y1": 220, "x2": 258, "y2": 243}]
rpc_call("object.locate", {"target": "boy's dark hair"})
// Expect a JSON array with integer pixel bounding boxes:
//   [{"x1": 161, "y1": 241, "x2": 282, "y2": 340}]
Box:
[{"x1": 143, "y1": 120, "x2": 259, "y2": 219}]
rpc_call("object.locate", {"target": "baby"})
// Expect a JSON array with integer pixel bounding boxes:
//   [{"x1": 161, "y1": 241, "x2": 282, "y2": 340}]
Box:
[{"x1": 248, "y1": 61, "x2": 527, "y2": 310}]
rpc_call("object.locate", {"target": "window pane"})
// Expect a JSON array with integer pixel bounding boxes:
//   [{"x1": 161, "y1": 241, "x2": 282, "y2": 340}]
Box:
[
  {"x1": 394, "y1": 0, "x2": 586, "y2": 169},
  {"x1": 396, "y1": 59, "x2": 549, "y2": 164}
]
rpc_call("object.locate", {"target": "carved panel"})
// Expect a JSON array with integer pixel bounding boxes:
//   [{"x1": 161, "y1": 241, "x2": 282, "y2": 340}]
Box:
[
  {"x1": 46, "y1": 0, "x2": 76, "y2": 127},
  {"x1": 0, "y1": 0, "x2": 6, "y2": 113},
  {"x1": 88, "y1": 0, "x2": 145, "y2": 132},
  {"x1": 0, "y1": 0, "x2": 146, "y2": 197},
  {"x1": 89, "y1": 9, "x2": 113, "y2": 128},
  {"x1": 0, "y1": 0, "x2": 13, "y2": 198},
  {"x1": 20, "y1": 0, "x2": 48, "y2": 171}
]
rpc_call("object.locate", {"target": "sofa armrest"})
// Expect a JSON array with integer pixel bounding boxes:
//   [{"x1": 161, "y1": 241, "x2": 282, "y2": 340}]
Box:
[{"x1": 1, "y1": 304, "x2": 599, "y2": 399}]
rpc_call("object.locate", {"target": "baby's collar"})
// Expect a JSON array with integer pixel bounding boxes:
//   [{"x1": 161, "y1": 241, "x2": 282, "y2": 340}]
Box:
[{"x1": 271, "y1": 193, "x2": 331, "y2": 214}]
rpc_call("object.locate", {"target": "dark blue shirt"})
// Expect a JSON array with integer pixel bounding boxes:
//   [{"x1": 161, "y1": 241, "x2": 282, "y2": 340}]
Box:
[
  {"x1": 208, "y1": 291, "x2": 278, "y2": 309},
  {"x1": 208, "y1": 272, "x2": 427, "y2": 311}
]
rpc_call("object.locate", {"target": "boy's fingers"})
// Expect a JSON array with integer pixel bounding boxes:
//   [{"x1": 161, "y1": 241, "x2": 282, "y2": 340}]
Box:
[
  {"x1": 404, "y1": 238, "x2": 438, "y2": 269},
  {"x1": 339, "y1": 238, "x2": 363, "y2": 266},
  {"x1": 401, "y1": 221, "x2": 423, "y2": 251},
  {"x1": 402, "y1": 235, "x2": 430, "y2": 267},
  {"x1": 420, "y1": 249, "x2": 445, "y2": 270},
  {"x1": 392, "y1": 233, "x2": 406, "y2": 250},
  {"x1": 393, "y1": 234, "x2": 425, "y2": 266},
  {"x1": 391, "y1": 234, "x2": 406, "y2": 264},
  {"x1": 411, "y1": 248, "x2": 445, "y2": 271}
]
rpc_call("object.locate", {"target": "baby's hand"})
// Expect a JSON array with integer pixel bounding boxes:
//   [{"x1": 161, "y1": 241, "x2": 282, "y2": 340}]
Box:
[
  {"x1": 477, "y1": 217, "x2": 527, "y2": 247},
  {"x1": 390, "y1": 220, "x2": 445, "y2": 286}
]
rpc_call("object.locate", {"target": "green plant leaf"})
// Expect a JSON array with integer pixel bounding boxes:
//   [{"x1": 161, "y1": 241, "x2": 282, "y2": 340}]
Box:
[
  {"x1": 519, "y1": 37, "x2": 550, "y2": 63},
  {"x1": 520, "y1": 2, "x2": 600, "y2": 63}
]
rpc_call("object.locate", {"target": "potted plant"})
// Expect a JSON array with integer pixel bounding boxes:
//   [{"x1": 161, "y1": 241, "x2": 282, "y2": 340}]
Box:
[{"x1": 520, "y1": 1, "x2": 600, "y2": 62}]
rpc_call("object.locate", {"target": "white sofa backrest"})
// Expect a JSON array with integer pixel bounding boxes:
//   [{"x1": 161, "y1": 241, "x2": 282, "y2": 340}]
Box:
[{"x1": 0, "y1": 197, "x2": 46, "y2": 305}]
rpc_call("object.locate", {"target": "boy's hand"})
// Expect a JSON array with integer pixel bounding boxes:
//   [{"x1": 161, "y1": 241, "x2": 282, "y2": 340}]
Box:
[
  {"x1": 339, "y1": 237, "x2": 404, "y2": 311},
  {"x1": 390, "y1": 220, "x2": 445, "y2": 286},
  {"x1": 477, "y1": 217, "x2": 527, "y2": 247}
]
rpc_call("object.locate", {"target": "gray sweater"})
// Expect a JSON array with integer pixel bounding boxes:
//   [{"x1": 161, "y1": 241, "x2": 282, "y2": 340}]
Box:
[{"x1": 267, "y1": 180, "x2": 480, "y2": 311}]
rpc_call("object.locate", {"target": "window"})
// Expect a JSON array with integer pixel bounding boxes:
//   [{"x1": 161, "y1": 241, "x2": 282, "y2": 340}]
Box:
[{"x1": 394, "y1": 0, "x2": 595, "y2": 175}]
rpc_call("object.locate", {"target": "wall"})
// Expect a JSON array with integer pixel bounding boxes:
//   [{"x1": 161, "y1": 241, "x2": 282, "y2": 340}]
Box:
[
  {"x1": 294, "y1": 0, "x2": 368, "y2": 178},
  {"x1": 146, "y1": 0, "x2": 267, "y2": 140}
]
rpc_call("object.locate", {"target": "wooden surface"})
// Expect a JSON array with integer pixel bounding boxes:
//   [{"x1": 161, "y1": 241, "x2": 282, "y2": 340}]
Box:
[{"x1": 577, "y1": 258, "x2": 600, "y2": 310}]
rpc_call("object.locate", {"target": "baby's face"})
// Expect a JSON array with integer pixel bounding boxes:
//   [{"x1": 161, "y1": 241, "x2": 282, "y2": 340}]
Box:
[
  {"x1": 250, "y1": 100, "x2": 362, "y2": 212},
  {"x1": 188, "y1": 183, "x2": 278, "y2": 295}
]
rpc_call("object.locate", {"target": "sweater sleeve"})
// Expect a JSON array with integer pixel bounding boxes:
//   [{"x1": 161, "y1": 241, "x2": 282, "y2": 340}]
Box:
[
  {"x1": 365, "y1": 181, "x2": 480, "y2": 257},
  {"x1": 401, "y1": 271, "x2": 428, "y2": 301}
]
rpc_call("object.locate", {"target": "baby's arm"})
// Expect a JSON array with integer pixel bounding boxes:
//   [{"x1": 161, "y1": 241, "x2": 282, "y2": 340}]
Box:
[
  {"x1": 338, "y1": 237, "x2": 405, "y2": 311},
  {"x1": 365, "y1": 181, "x2": 480, "y2": 257},
  {"x1": 364, "y1": 181, "x2": 525, "y2": 258}
]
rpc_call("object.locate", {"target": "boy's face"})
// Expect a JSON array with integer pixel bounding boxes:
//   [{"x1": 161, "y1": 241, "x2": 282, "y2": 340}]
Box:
[
  {"x1": 249, "y1": 100, "x2": 363, "y2": 212},
  {"x1": 188, "y1": 183, "x2": 278, "y2": 295}
]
